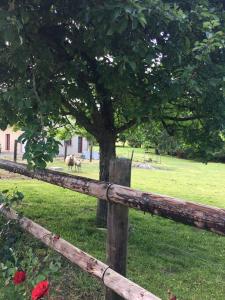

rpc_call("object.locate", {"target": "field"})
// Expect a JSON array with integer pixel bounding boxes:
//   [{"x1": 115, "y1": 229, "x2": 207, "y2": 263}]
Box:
[{"x1": 1, "y1": 147, "x2": 225, "y2": 299}]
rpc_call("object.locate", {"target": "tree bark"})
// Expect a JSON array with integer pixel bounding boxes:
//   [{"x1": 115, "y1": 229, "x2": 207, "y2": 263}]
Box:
[{"x1": 96, "y1": 134, "x2": 116, "y2": 227}]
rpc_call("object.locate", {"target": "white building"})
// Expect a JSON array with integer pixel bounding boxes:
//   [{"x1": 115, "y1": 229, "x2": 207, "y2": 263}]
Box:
[
  {"x1": 0, "y1": 127, "x2": 89, "y2": 156},
  {"x1": 0, "y1": 127, "x2": 25, "y2": 154},
  {"x1": 58, "y1": 136, "x2": 89, "y2": 156}
]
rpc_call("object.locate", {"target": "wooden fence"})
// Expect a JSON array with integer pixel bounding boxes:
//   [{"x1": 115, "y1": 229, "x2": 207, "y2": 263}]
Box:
[
  {"x1": 1, "y1": 159, "x2": 225, "y2": 299},
  {"x1": 0, "y1": 159, "x2": 225, "y2": 235},
  {"x1": 0, "y1": 204, "x2": 159, "y2": 300}
]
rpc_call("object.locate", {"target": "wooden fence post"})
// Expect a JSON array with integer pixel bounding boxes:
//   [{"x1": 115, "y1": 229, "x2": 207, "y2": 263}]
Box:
[
  {"x1": 106, "y1": 158, "x2": 131, "y2": 300},
  {"x1": 90, "y1": 142, "x2": 93, "y2": 162},
  {"x1": 64, "y1": 142, "x2": 68, "y2": 161},
  {"x1": 13, "y1": 140, "x2": 18, "y2": 162}
]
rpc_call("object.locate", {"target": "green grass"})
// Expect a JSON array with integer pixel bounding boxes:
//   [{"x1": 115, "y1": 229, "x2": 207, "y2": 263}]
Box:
[{"x1": 1, "y1": 147, "x2": 225, "y2": 299}]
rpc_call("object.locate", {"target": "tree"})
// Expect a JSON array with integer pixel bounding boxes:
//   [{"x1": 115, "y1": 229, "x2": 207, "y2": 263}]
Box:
[
  {"x1": 0, "y1": 0, "x2": 224, "y2": 226},
  {"x1": 119, "y1": 122, "x2": 179, "y2": 155},
  {"x1": 119, "y1": 126, "x2": 146, "y2": 148}
]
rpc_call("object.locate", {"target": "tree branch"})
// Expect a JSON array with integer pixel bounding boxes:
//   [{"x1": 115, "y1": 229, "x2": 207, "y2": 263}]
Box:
[
  {"x1": 61, "y1": 98, "x2": 99, "y2": 138},
  {"x1": 116, "y1": 119, "x2": 137, "y2": 133},
  {"x1": 162, "y1": 115, "x2": 205, "y2": 122},
  {"x1": 77, "y1": 52, "x2": 116, "y2": 131}
]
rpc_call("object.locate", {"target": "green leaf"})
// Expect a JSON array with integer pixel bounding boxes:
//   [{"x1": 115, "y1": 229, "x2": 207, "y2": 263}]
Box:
[
  {"x1": 128, "y1": 61, "x2": 136, "y2": 71},
  {"x1": 138, "y1": 15, "x2": 147, "y2": 27},
  {"x1": 107, "y1": 27, "x2": 114, "y2": 36},
  {"x1": 35, "y1": 274, "x2": 46, "y2": 283}
]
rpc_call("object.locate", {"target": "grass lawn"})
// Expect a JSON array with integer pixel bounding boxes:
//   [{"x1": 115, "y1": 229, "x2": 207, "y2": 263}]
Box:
[{"x1": 1, "y1": 147, "x2": 225, "y2": 299}]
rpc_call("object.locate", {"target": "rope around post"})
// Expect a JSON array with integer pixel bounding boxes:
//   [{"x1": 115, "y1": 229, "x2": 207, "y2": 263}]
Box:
[
  {"x1": 102, "y1": 266, "x2": 111, "y2": 283},
  {"x1": 106, "y1": 183, "x2": 114, "y2": 202}
]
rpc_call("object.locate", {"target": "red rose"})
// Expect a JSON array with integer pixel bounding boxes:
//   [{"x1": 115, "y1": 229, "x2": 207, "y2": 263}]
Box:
[
  {"x1": 13, "y1": 271, "x2": 26, "y2": 285},
  {"x1": 31, "y1": 280, "x2": 49, "y2": 300}
]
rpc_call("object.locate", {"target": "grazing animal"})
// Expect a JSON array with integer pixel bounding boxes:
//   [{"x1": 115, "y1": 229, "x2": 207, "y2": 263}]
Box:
[
  {"x1": 74, "y1": 159, "x2": 81, "y2": 172},
  {"x1": 65, "y1": 155, "x2": 74, "y2": 171}
]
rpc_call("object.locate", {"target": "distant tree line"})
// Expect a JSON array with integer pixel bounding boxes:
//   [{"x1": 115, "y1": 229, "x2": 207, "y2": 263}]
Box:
[{"x1": 118, "y1": 123, "x2": 225, "y2": 163}]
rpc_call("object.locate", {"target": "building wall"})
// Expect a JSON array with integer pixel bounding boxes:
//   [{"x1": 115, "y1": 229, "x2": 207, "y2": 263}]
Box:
[
  {"x1": 0, "y1": 128, "x2": 24, "y2": 154},
  {"x1": 58, "y1": 136, "x2": 89, "y2": 156},
  {"x1": 0, "y1": 128, "x2": 89, "y2": 156}
]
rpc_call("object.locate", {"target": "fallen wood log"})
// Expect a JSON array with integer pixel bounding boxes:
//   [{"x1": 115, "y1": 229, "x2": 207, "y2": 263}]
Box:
[
  {"x1": 0, "y1": 159, "x2": 225, "y2": 235},
  {"x1": 0, "y1": 205, "x2": 160, "y2": 300}
]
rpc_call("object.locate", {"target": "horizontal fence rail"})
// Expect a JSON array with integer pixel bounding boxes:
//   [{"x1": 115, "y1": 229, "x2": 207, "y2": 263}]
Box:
[
  {"x1": 0, "y1": 204, "x2": 160, "y2": 300},
  {"x1": 0, "y1": 159, "x2": 225, "y2": 235}
]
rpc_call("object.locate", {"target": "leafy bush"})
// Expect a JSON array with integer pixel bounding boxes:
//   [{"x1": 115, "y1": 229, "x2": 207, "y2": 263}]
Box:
[
  {"x1": 211, "y1": 149, "x2": 225, "y2": 163},
  {"x1": 0, "y1": 190, "x2": 62, "y2": 300}
]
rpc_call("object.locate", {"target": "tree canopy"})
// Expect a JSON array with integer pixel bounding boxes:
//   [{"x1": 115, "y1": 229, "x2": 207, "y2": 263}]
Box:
[{"x1": 0, "y1": 0, "x2": 224, "y2": 164}]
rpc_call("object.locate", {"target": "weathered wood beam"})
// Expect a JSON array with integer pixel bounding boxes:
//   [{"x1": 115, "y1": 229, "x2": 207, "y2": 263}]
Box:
[
  {"x1": 0, "y1": 205, "x2": 160, "y2": 300},
  {"x1": 0, "y1": 159, "x2": 225, "y2": 235},
  {"x1": 106, "y1": 158, "x2": 131, "y2": 300},
  {"x1": 13, "y1": 140, "x2": 18, "y2": 162}
]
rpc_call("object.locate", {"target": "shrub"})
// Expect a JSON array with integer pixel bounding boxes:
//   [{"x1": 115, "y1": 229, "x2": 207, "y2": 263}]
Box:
[{"x1": 0, "y1": 190, "x2": 61, "y2": 300}]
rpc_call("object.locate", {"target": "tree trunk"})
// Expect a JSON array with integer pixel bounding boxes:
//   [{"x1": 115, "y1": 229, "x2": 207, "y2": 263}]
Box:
[
  {"x1": 155, "y1": 148, "x2": 159, "y2": 155},
  {"x1": 96, "y1": 135, "x2": 116, "y2": 227}
]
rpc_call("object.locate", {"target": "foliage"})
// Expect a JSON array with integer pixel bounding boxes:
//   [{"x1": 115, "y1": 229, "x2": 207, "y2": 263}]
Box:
[
  {"x1": 18, "y1": 128, "x2": 61, "y2": 169},
  {"x1": 0, "y1": 188, "x2": 24, "y2": 207},
  {"x1": 0, "y1": 189, "x2": 61, "y2": 299},
  {"x1": 119, "y1": 126, "x2": 146, "y2": 148},
  {"x1": 0, "y1": 247, "x2": 61, "y2": 300},
  {"x1": 0, "y1": 0, "x2": 224, "y2": 169},
  {"x1": 0, "y1": 190, "x2": 24, "y2": 263},
  {"x1": 122, "y1": 122, "x2": 225, "y2": 161},
  {"x1": 55, "y1": 121, "x2": 96, "y2": 146},
  {"x1": 120, "y1": 122, "x2": 179, "y2": 153},
  {"x1": 211, "y1": 146, "x2": 225, "y2": 163}
]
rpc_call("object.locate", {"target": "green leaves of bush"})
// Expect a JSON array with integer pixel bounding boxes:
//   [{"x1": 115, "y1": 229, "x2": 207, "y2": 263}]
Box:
[{"x1": 0, "y1": 189, "x2": 24, "y2": 207}]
